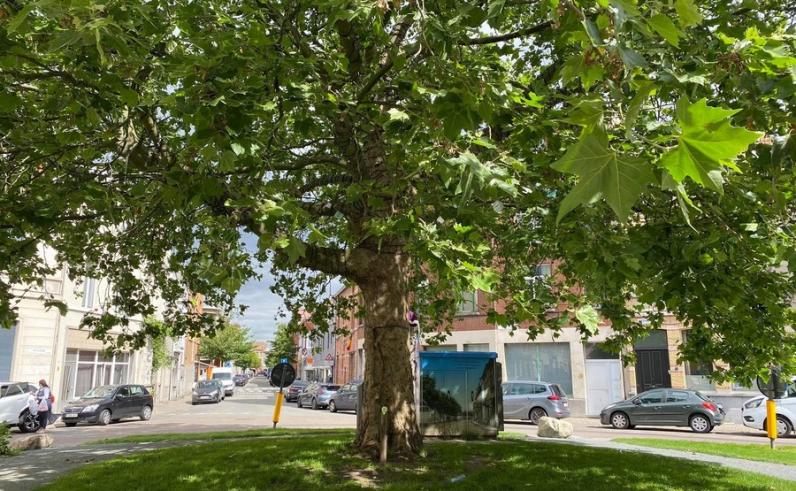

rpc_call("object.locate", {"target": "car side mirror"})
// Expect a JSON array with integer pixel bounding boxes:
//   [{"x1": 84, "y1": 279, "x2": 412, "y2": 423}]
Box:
[{"x1": 632, "y1": 399, "x2": 641, "y2": 405}]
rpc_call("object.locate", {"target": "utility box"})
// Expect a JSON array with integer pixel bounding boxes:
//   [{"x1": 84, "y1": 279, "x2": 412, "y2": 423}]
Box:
[{"x1": 418, "y1": 351, "x2": 503, "y2": 438}]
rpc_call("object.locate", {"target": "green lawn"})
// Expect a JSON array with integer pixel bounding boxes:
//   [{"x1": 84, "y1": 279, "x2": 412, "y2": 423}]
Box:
[
  {"x1": 44, "y1": 430, "x2": 795, "y2": 490},
  {"x1": 614, "y1": 437, "x2": 796, "y2": 466}
]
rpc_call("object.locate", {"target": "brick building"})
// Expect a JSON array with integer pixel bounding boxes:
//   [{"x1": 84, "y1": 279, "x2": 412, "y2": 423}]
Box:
[{"x1": 331, "y1": 262, "x2": 758, "y2": 417}]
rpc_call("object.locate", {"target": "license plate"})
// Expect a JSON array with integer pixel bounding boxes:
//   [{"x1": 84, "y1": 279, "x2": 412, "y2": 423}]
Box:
[
  {"x1": 201, "y1": 396, "x2": 210, "y2": 399},
  {"x1": 65, "y1": 413, "x2": 78, "y2": 418}
]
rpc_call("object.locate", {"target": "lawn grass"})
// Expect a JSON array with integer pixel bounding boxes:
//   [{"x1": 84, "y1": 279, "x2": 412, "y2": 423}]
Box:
[
  {"x1": 44, "y1": 430, "x2": 795, "y2": 490},
  {"x1": 614, "y1": 437, "x2": 796, "y2": 466},
  {"x1": 87, "y1": 427, "x2": 353, "y2": 445}
]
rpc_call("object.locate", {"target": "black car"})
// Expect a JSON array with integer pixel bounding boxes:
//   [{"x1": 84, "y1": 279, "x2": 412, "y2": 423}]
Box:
[
  {"x1": 233, "y1": 374, "x2": 247, "y2": 387},
  {"x1": 285, "y1": 380, "x2": 308, "y2": 402},
  {"x1": 192, "y1": 380, "x2": 224, "y2": 405},
  {"x1": 61, "y1": 384, "x2": 154, "y2": 427}
]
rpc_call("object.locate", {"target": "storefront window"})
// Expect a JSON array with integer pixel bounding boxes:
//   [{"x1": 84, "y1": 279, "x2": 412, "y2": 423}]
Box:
[
  {"x1": 505, "y1": 343, "x2": 573, "y2": 395},
  {"x1": 463, "y1": 343, "x2": 490, "y2": 352}
]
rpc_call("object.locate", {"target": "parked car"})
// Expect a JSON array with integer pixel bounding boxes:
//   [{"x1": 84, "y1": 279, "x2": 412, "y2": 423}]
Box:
[
  {"x1": 285, "y1": 380, "x2": 308, "y2": 402},
  {"x1": 297, "y1": 383, "x2": 341, "y2": 410},
  {"x1": 328, "y1": 381, "x2": 361, "y2": 413},
  {"x1": 1, "y1": 381, "x2": 40, "y2": 433},
  {"x1": 600, "y1": 388, "x2": 724, "y2": 433},
  {"x1": 502, "y1": 381, "x2": 571, "y2": 424},
  {"x1": 62, "y1": 384, "x2": 154, "y2": 427},
  {"x1": 741, "y1": 382, "x2": 796, "y2": 438},
  {"x1": 233, "y1": 374, "x2": 248, "y2": 387},
  {"x1": 211, "y1": 368, "x2": 235, "y2": 396},
  {"x1": 192, "y1": 380, "x2": 224, "y2": 405}
]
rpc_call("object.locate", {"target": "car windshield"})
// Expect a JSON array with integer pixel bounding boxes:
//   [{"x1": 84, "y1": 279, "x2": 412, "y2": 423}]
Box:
[
  {"x1": 322, "y1": 385, "x2": 341, "y2": 391},
  {"x1": 197, "y1": 381, "x2": 217, "y2": 389},
  {"x1": 82, "y1": 386, "x2": 116, "y2": 398},
  {"x1": 212, "y1": 373, "x2": 232, "y2": 381}
]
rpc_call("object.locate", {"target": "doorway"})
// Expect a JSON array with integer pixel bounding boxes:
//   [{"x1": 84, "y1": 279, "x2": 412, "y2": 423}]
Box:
[
  {"x1": 586, "y1": 360, "x2": 623, "y2": 415},
  {"x1": 634, "y1": 350, "x2": 671, "y2": 392}
]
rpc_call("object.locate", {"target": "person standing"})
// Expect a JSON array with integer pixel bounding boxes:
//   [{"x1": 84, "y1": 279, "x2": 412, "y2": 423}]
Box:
[{"x1": 36, "y1": 379, "x2": 51, "y2": 431}]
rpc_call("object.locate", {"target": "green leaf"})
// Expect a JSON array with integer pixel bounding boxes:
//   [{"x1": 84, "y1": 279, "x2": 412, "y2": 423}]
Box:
[
  {"x1": 231, "y1": 143, "x2": 246, "y2": 156},
  {"x1": 674, "y1": 0, "x2": 703, "y2": 28},
  {"x1": 648, "y1": 14, "x2": 682, "y2": 47},
  {"x1": 552, "y1": 126, "x2": 654, "y2": 222},
  {"x1": 625, "y1": 81, "x2": 657, "y2": 137},
  {"x1": 660, "y1": 99, "x2": 763, "y2": 191},
  {"x1": 285, "y1": 237, "x2": 306, "y2": 264},
  {"x1": 6, "y1": 5, "x2": 33, "y2": 34},
  {"x1": 560, "y1": 98, "x2": 603, "y2": 127},
  {"x1": 582, "y1": 19, "x2": 603, "y2": 46},
  {"x1": 387, "y1": 108, "x2": 410, "y2": 122},
  {"x1": 618, "y1": 46, "x2": 647, "y2": 69},
  {"x1": 575, "y1": 305, "x2": 600, "y2": 335}
]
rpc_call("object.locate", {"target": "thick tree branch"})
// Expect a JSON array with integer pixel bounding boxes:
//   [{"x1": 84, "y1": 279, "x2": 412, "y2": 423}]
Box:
[{"x1": 459, "y1": 20, "x2": 553, "y2": 45}]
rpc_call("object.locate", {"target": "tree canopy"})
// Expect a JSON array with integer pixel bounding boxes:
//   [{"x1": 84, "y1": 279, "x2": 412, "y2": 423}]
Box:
[
  {"x1": 199, "y1": 323, "x2": 256, "y2": 365},
  {"x1": 2, "y1": 0, "x2": 795, "y2": 456},
  {"x1": 266, "y1": 323, "x2": 298, "y2": 367}
]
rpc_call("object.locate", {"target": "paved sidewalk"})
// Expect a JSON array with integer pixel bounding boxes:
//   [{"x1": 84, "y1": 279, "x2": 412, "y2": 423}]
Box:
[{"x1": 526, "y1": 433, "x2": 796, "y2": 481}]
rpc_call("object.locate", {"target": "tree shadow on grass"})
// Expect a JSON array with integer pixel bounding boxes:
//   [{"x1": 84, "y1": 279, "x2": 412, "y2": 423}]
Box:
[{"x1": 39, "y1": 435, "x2": 793, "y2": 491}]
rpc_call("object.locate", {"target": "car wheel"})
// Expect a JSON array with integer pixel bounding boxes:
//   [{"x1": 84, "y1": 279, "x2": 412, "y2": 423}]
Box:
[
  {"x1": 65, "y1": 422, "x2": 78, "y2": 428},
  {"x1": 98, "y1": 409, "x2": 112, "y2": 426},
  {"x1": 766, "y1": 416, "x2": 793, "y2": 438},
  {"x1": 689, "y1": 414, "x2": 712, "y2": 433},
  {"x1": 140, "y1": 405, "x2": 153, "y2": 421},
  {"x1": 18, "y1": 410, "x2": 40, "y2": 433},
  {"x1": 529, "y1": 407, "x2": 547, "y2": 425},
  {"x1": 312, "y1": 398, "x2": 318, "y2": 410},
  {"x1": 329, "y1": 400, "x2": 337, "y2": 413},
  {"x1": 610, "y1": 411, "x2": 631, "y2": 430}
]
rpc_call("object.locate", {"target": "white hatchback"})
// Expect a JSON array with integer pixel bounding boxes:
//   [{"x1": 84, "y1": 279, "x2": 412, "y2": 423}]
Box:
[{"x1": 740, "y1": 383, "x2": 796, "y2": 438}]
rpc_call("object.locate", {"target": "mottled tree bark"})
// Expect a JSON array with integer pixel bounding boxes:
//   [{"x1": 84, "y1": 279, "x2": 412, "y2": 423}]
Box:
[{"x1": 354, "y1": 252, "x2": 422, "y2": 458}]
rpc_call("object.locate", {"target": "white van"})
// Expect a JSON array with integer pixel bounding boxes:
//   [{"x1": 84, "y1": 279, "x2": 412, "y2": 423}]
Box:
[{"x1": 211, "y1": 368, "x2": 235, "y2": 397}]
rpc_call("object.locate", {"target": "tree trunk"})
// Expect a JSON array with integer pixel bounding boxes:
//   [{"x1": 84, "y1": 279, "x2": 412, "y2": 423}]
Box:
[{"x1": 354, "y1": 252, "x2": 422, "y2": 459}]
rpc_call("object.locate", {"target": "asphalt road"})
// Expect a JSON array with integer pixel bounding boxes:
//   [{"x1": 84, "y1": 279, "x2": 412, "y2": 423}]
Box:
[{"x1": 10, "y1": 376, "x2": 793, "y2": 448}]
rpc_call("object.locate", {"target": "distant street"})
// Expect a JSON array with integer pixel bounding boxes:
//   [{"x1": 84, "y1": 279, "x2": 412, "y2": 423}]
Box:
[{"x1": 10, "y1": 376, "x2": 793, "y2": 449}]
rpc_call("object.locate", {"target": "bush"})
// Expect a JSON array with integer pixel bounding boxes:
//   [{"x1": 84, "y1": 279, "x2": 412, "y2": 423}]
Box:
[{"x1": 0, "y1": 424, "x2": 12, "y2": 456}]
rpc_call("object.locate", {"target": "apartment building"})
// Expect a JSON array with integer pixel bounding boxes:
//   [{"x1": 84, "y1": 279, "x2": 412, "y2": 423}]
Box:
[{"x1": 1, "y1": 249, "x2": 154, "y2": 409}]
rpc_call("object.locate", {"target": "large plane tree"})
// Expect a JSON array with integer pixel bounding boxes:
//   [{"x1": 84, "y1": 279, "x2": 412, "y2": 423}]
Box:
[{"x1": 2, "y1": 1, "x2": 795, "y2": 458}]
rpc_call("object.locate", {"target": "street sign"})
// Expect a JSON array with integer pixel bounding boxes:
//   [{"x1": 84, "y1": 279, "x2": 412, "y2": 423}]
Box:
[
  {"x1": 270, "y1": 362, "x2": 296, "y2": 389},
  {"x1": 280, "y1": 357, "x2": 288, "y2": 364},
  {"x1": 757, "y1": 367, "x2": 787, "y2": 400},
  {"x1": 325, "y1": 353, "x2": 333, "y2": 362}
]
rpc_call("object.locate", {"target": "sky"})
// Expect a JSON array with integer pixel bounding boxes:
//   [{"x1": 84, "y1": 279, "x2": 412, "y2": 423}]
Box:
[{"x1": 232, "y1": 233, "x2": 341, "y2": 343}]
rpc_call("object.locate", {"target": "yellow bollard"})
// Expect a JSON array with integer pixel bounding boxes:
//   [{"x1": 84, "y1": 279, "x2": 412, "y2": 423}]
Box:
[
  {"x1": 272, "y1": 390, "x2": 284, "y2": 429},
  {"x1": 766, "y1": 399, "x2": 777, "y2": 448}
]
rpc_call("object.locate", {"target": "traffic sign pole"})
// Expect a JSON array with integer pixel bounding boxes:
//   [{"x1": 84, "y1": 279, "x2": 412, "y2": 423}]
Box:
[
  {"x1": 767, "y1": 399, "x2": 777, "y2": 448},
  {"x1": 272, "y1": 389, "x2": 284, "y2": 429}
]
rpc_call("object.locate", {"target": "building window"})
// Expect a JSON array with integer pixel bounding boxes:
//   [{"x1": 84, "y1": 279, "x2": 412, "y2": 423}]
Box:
[
  {"x1": 463, "y1": 343, "x2": 489, "y2": 352},
  {"x1": 424, "y1": 344, "x2": 456, "y2": 352},
  {"x1": 682, "y1": 331, "x2": 715, "y2": 391},
  {"x1": 81, "y1": 277, "x2": 97, "y2": 309},
  {"x1": 534, "y1": 263, "x2": 552, "y2": 277},
  {"x1": 505, "y1": 342, "x2": 573, "y2": 395},
  {"x1": 457, "y1": 291, "x2": 477, "y2": 314},
  {"x1": 63, "y1": 348, "x2": 131, "y2": 400}
]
